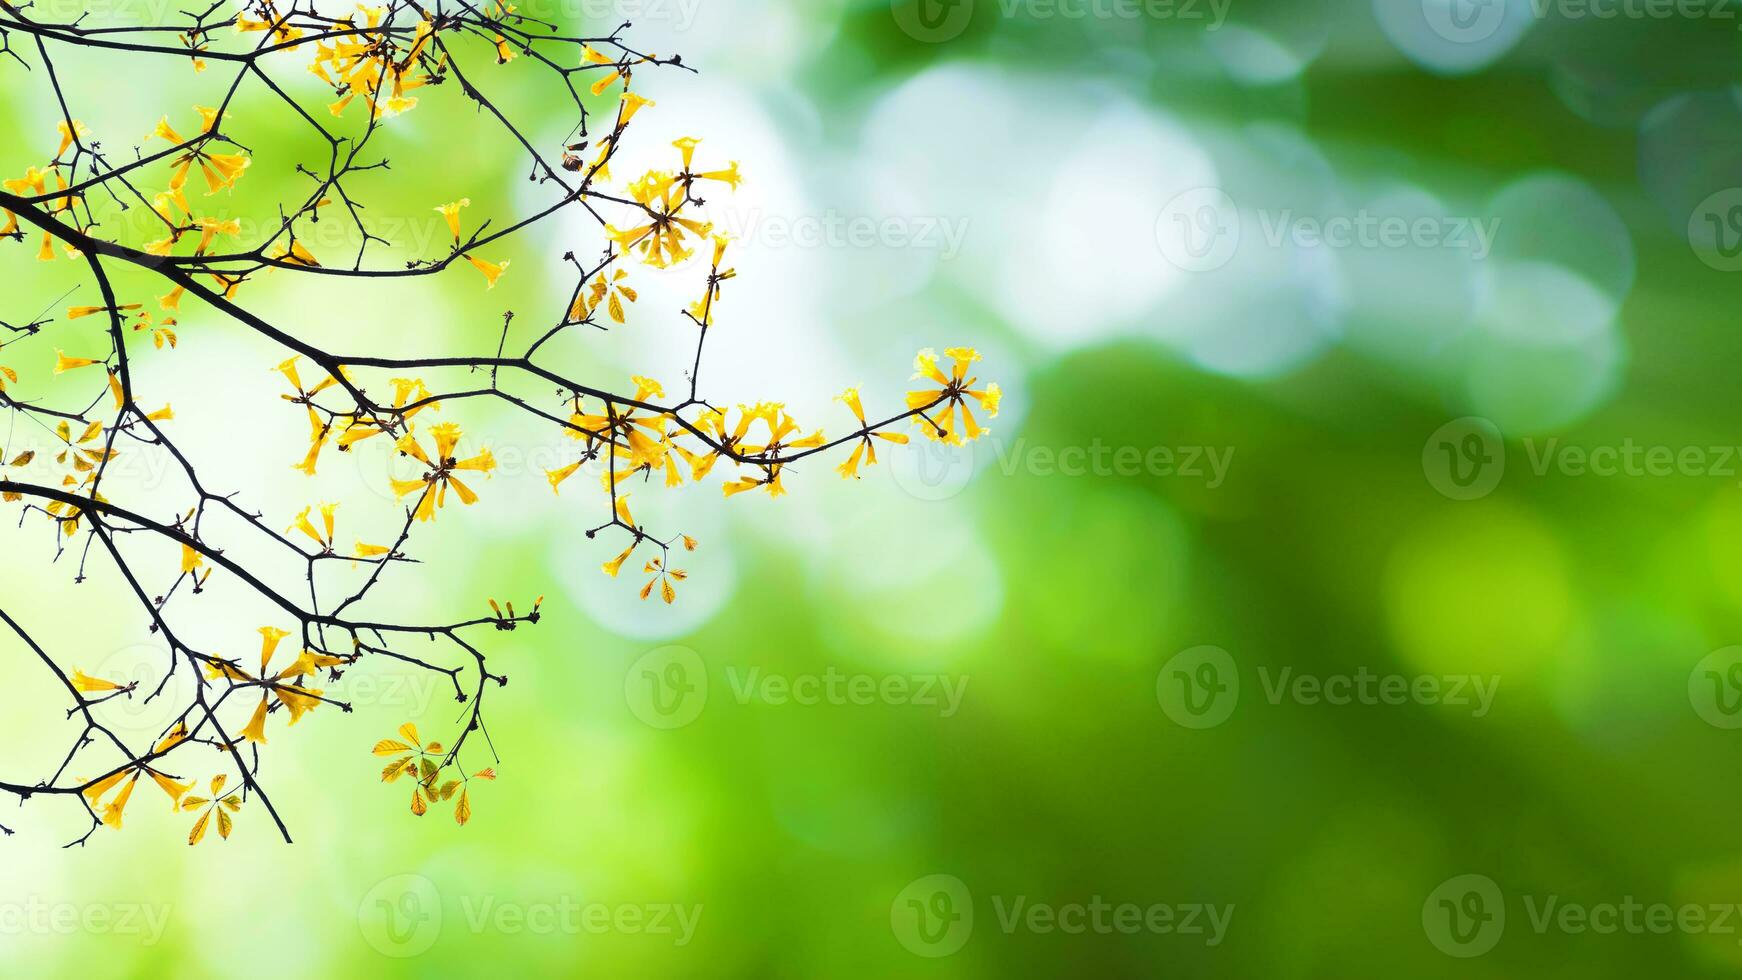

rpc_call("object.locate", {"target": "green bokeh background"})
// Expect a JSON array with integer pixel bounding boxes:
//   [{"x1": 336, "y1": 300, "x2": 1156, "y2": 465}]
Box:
[{"x1": 4, "y1": 0, "x2": 1742, "y2": 975}]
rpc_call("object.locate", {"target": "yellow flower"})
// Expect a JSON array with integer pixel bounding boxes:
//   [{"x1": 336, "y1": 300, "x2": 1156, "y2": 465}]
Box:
[
  {"x1": 54, "y1": 119, "x2": 89, "y2": 158},
  {"x1": 673, "y1": 136, "x2": 702, "y2": 169},
  {"x1": 54, "y1": 351, "x2": 98, "y2": 374},
  {"x1": 67, "y1": 303, "x2": 141, "y2": 320},
  {"x1": 147, "y1": 107, "x2": 252, "y2": 196},
  {"x1": 905, "y1": 347, "x2": 1000, "y2": 445},
  {"x1": 687, "y1": 235, "x2": 735, "y2": 326},
  {"x1": 581, "y1": 44, "x2": 625, "y2": 95},
  {"x1": 835, "y1": 386, "x2": 909, "y2": 479},
  {"x1": 435, "y1": 198, "x2": 470, "y2": 243},
  {"x1": 390, "y1": 423, "x2": 496, "y2": 521},
  {"x1": 619, "y1": 91, "x2": 655, "y2": 124},
  {"x1": 606, "y1": 170, "x2": 715, "y2": 267},
  {"x1": 465, "y1": 254, "x2": 508, "y2": 288},
  {"x1": 288, "y1": 503, "x2": 340, "y2": 551},
  {"x1": 267, "y1": 240, "x2": 319, "y2": 267},
  {"x1": 201, "y1": 625, "x2": 338, "y2": 747},
  {"x1": 192, "y1": 216, "x2": 240, "y2": 254},
  {"x1": 70, "y1": 669, "x2": 125, "y2": 693},
  {"x1": 277, "y1": 357, "x2": 346, "y2": 475},
  {"x1": 693, "y1": 161, "x2": 740, "y2": 190}
]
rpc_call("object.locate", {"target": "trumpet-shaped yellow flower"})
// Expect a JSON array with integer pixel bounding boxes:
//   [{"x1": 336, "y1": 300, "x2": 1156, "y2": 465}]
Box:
[
  {"x1": 605, "y1": 170, "x2": 716, "y2": 268},
  {"x1": 619, "y1": 91, "x2": 655, "y2": 124},
  {"x1": 835, "y1": 386, "x2": 909, "y2": 479},
  {"x1": 435, "y1": 198, "x2": 470, "y2": 242},
  {"x1": 70, "y1": 669, "x2": 125, "y2": 693},
  {"x1": 581, "y1": 44, "x2": 626, "y2": 95},
  {"x1": 54, "y1": 119, "x2": 89, "y2": 159},
  {"x1": 390, "y1": 423, "x2": 496, "y2": 521},
  {"x1": 54, "y1": 351, "x2": 98, "y2": 374},
  {"x1": 906, "y1": 347, "x2": 1000, "y2": 445},
  {"x1": 464, "y1": 254, "x2": 508, "y2": 288}
]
